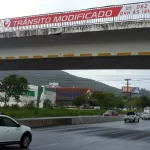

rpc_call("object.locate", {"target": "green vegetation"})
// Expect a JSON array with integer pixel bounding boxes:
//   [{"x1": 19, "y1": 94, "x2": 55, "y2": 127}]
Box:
[
  {"x1": 0, "y1": 74, "x2": 29, "y2": 106},
  {"x1": 73, "y1": 91, "x2": 124, "y2": 109},
  {"x1": 0, "y1": 107, "x2": 127, "y2": 118},
  {"x1": 0, "y1": 74, "x2": 146, "y2": 119},
  {"x1": 73, "y1": 91, "x2": 150, "y2": 110},
  {"x1": 124, "y1": 96, "x2": 150, "y2": 109}
]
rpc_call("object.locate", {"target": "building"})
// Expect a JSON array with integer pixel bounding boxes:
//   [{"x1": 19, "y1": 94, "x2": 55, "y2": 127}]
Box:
[
  {"x1": 0, "y1": 85, "x2": 56, "y2": 108},
  {"x1": 45, "y1": 85, "x2": 95, "y2": 104},
  {"x1": 0, "y1": 82, "x2": 95, "y2": 107}
]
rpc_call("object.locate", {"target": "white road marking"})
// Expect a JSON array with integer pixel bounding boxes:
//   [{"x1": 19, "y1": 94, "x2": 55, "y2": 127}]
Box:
[{"x1": 31, "y1": 143, "x2": 60, "y2": 149}]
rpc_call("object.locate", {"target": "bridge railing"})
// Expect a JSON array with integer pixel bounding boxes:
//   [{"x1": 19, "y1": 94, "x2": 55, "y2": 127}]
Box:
[{"x1": 0, "y1": 1, "x2": 150, "y2": 33}]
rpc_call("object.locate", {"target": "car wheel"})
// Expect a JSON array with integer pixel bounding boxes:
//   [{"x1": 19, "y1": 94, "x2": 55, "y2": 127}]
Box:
[
  {"x1": 124, "y1": 119, "x2": 127, "y2": 123},
  {"x1": 20, "y1": 133, "x2": 31, "y2": 149},
  {"x1": 137, "y1": 119, "x2": 139, "y2": 122},
  {"x1": 133, "y1": 118, "x2": 135, "y2": 122}
]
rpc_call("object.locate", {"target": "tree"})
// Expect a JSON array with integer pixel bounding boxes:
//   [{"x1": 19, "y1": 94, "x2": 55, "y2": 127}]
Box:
[
  {"x1": 88, "y1": 99, "x2": 98, "y2": 106},
  {"x1": 113, "y1": 96, "x2": 124, "y2": 108},
  {"x1": 134, "y1": 96, "x2": 150, "y2": 109},
  {"x1": 73, "y1": 94, "x2": 85, "y2": 107},
  {"x1": 0, "y1": 74, "x2": 29, "y2": 106},
  {"x1": 91, "y1": 91, "x2": 124, "y2": 109},
  {"x1": 24, "y1": 100, "x2": 36, "y2": 108},
  {"x1": 91, "y1": 91, "x2": 106, "y2": 107},
  {"x1": 0, "y1": 96, "x2": 5, "y2": 107},
  {"x1": 43, "y1": 99, "x2": 53, "y2": 108}
]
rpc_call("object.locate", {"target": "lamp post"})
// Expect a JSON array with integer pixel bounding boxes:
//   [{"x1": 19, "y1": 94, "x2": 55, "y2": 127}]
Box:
[{"x1": 72, "y1": 87, "x2": 74, "y2": 106}]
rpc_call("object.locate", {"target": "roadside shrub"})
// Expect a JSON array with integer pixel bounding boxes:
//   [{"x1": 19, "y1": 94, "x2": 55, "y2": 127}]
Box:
[
  {"x1": 11, "y1": 104, "x2": 20, "y2": 110},
  {"x1": 23, "y1": 100, "x2": 36, "y2": 109},
  {"x1": 33, "y1": 108, "x2": 39, "y2": 116},
  {"x1": 43, "y1": 99, "x2": 53, "y2": 109}
]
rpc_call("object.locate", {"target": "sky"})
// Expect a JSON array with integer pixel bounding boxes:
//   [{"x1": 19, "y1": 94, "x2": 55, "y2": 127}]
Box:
[
  {"x1": 0, "y1": 0, "x2": 146, "y2": 19},
  {"x1": 64, "y1": 70, "x2": 150, "y2": 90},
  {"x1": 0, "y1": 0, "x2": 150, "y2": 90}
]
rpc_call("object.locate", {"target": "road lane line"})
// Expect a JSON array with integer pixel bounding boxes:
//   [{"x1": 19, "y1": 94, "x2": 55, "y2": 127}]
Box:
[{"x1": 31, "y1": 143, "x2": 60, "y2": 149}]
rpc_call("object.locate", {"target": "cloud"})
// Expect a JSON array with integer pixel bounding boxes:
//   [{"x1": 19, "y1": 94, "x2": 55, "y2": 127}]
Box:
[
  {"x1": 0, "y1": 0, "x2": 147, "y2": 18},
  {"x1": 39, "y1": 0, "x2": 147, "y2": 13},
  {"x1": 63, "y1": 70, "x2": 150, "y2": 90},
  {"x1": 0, "y1": 0, "x2": 43, "y2": 18}
]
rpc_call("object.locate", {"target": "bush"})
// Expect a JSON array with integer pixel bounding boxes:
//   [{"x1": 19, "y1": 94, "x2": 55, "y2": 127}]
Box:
[
  {"x1": 43, "y1": 99, "x2": 53, "y2": 109},
  {"x1": 33, "y1": 108, "x2": 39, "y2": 116},
  {"x1": 3, "y1": 105, "x2": 9, "y2": 108},
  {"x1": 11, "y1": 104, "x2": 20, "y2": 110},
  {"x1": 23, "y1": 100, "x2": 36, "y2": 109},
  {"x1": 0, "y1": 107, "x2": 141, "y2": 118}
]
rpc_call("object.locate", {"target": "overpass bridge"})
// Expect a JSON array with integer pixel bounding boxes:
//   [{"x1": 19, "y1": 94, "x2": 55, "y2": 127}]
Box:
[{"x1": 0, "y1": 1, "x2": 150, "y2": 70}]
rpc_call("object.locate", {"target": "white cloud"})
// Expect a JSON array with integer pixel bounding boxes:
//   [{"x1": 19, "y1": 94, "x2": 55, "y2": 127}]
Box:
[
  {"x1": 0, "y1": 0, "x2": 43, "y2": 18},
  {"x1": 63, "y1": 70, "x2": 150, "y2": 90},
  {"x1": 0, "y1": 0, "x2": 147, "y2": 18},
  {"x1": 40, "y1": 0, "x2": 147, "y2": 13}
]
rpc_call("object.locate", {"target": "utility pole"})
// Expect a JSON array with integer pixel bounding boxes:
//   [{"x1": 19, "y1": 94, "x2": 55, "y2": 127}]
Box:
[{"x1": 124, "y1": 79, "x2": 131, "y2": 100}]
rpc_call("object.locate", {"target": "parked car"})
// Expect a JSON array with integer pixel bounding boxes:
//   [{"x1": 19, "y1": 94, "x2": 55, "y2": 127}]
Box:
[
  {"x1": 0, "y1": 113, "x2": 32, "y2": 149},
  {"x1": 124, "y1": 112, "x2": 140, "y2": 123},
  {"x1": 103, "y1": 110, "x2": 118, "y2": 116}
]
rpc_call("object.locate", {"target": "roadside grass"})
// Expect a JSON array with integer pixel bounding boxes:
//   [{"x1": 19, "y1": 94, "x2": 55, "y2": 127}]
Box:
[{"x1": 0, "y1": 107, "x2": 140, "y2": 118}]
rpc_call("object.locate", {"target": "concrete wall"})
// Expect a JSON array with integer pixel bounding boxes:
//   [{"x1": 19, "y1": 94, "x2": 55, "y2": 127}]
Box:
[
  {"x1": 17, "y1": 116, "x2": 123, "y2": 128},
  {"x1": 72, "y1": 116, "x2": 123, "y2": 125},
  {"x1": 17, "y1": 118, "x2": 72, "y2": 128},
  {"x1": 0, "y1": 21, "x2": 150, "y2": 39}
]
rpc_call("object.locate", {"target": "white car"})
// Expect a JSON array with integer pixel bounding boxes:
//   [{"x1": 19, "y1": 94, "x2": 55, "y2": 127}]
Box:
[
  {"x1": 0, "y1": 113, "x2": 32, "y2": 149},
  {"x1": 124, "y1": 112, "x2": 140, "y2": 123},
  {"x1": 141, "y1": 112, "x2": 150, "y2": 119}
]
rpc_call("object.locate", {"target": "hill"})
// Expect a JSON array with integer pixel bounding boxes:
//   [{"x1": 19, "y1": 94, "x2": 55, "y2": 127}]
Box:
[
  {"x1": 0, "y1": 70, "x2": 121, "y2": 95},
  {"x1": 0, "y1": 70, "x2": 150, "y2": 96}
]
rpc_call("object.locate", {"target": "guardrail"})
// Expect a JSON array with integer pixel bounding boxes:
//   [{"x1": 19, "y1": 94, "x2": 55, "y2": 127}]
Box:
[{"x1": 0, "y1": 1, "x2": 150, "y2": 33}]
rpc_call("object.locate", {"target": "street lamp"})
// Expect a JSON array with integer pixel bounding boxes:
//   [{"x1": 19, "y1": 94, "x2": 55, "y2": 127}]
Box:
[{"x1": 72, "y1": 87, "x2": 74, "y2": 106}]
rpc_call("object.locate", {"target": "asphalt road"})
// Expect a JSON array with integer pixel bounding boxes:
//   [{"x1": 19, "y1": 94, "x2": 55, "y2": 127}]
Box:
[{"x1": 3, "y1": 119, "x2": 150, "y2": 150}]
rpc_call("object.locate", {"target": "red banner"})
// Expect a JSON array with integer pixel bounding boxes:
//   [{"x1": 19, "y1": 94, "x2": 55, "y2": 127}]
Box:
[{"x1": 2, "y1": 6, "x2": 122, "y2": 28}]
